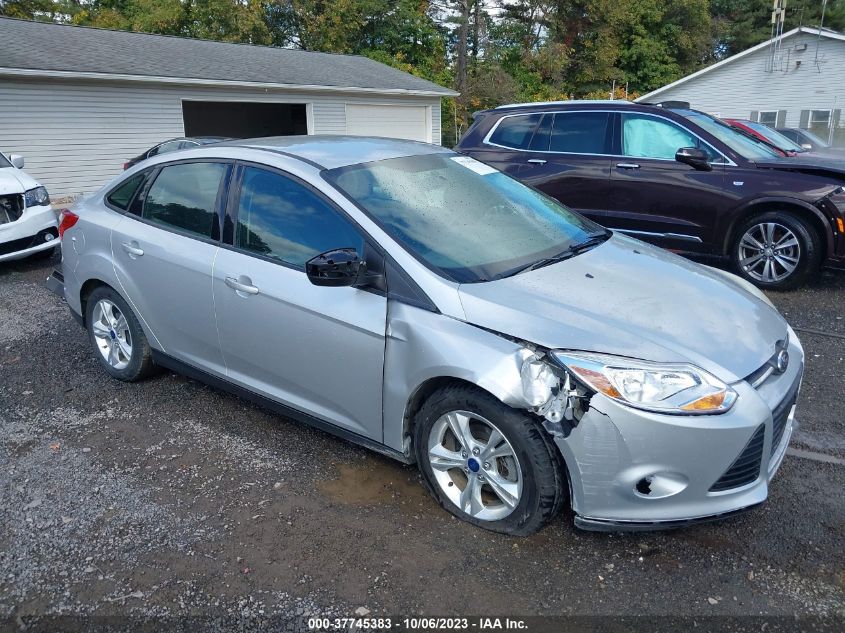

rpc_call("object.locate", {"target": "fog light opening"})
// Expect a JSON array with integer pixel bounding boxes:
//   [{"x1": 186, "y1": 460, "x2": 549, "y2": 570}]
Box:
[{"x1": 636, "y1": 477, "x2": 653, "y2": 496}]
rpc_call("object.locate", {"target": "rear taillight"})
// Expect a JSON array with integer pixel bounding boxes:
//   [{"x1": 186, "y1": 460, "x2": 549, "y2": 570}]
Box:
[
  {"x1": 123, "y1": 162, "x2": 130, "y2": 170},
  {"x1": 58, "y1": 209, "x2": 79, "y2": 238}
]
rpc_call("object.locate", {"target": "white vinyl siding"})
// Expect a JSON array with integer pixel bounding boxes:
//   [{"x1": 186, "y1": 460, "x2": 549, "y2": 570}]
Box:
[
  {"x1": 345, "y1": 103, "x2": 430, "y2": 142},
  {"x1": 0, "y1": 77, "x2": 443, "y2": 198},
  {"x1": 637, "y1": 32, "x2": 845, "y2": 145}
]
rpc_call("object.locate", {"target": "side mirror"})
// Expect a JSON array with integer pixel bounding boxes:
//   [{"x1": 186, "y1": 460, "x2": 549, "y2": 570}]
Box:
[
  {"x1": 306, "y1": 248, "x2": 363, "y2": 287},
  {"x1": 9, "y1": 154, "x2": 24, "y2": 169},
  {"x1": 675, "y1": 147, "x2": 712, "y2": 171},
  {"x1": 801, "y1": 143, "x2": 813, "y2": 151}
]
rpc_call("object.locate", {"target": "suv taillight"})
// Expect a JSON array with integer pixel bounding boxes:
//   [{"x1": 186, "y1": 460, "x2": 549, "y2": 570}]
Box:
[{"x1": 58, "y1": 209, "x2": 79, "y2": 238}]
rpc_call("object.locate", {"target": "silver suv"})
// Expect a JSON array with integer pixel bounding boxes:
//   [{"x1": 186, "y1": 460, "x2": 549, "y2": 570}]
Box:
[{"x1": 54, "y1": 137, "x2": 803, "y2": 534}]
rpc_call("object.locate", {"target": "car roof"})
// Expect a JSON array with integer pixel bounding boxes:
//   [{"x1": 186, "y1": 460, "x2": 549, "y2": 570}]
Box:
[
  {"x1": 475, "y1": 100, "x2": 688, "y2": 119},
  {"x1": 222, "y1": 135, "x2": 454, "y2": 170}
]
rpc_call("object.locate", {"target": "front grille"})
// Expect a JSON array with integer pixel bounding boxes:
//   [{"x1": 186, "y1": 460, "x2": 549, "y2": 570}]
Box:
[
  {"x1": 710, "y1": 424, "x2": 765, "y2": 492},
  {"x1": 744, "y1": 337, "x2": 789, "y2": 388},
  {"x1": 0, "y1": 194, "x2": 23, "y2": 224},
  {"x1": 771, "y1": 373, "x2": 800, "y2": 457}
]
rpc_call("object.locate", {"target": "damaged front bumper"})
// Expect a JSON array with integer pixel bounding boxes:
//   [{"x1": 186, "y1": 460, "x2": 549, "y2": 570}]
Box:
[
  {"x1": 550, "y1": 334, "x2": 803, "y2": 531},
  {"x1": 0, "y1": 203, "x2": 59, "y2": 262}
]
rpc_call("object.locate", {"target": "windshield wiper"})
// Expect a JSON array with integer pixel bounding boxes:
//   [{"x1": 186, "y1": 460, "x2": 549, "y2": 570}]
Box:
[{"x1": 513, "y1": 232, "x2": 610, "y2": 275}]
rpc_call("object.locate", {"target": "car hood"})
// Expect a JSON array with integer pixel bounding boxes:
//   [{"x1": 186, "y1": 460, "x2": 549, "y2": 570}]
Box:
[
  {"x1": 753, "y1": 156, "x2": 845, "y2": 180},
  {"x1": 457, "y1": 234, "x2": 788, "y2": 383},
  {"x1": 0, "y1": 167, "x2": 39, "y2": 195}
]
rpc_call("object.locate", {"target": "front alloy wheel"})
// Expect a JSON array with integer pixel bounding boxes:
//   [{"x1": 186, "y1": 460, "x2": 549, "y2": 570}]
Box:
[
  {"x1": 738, "y1": 222, "x2": 800, "y2": 284},
  {"x1": 731, "y1": 211, "x2": 821, "y2": 290},
  {"x1": 415, "y1": 385, "x2": 565, "y2": 535},
  {"x1": 427, "y1": 411, "x2": 523, "y2": 521}
]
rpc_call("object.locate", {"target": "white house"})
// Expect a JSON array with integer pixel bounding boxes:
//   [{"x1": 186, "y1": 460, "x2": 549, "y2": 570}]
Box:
[
  {"x1": 0, "y1": 17, "x2": 456, "y2": 199},
  {"x1": 637, "y1": 26, "x2": 845, "y2": 148}
]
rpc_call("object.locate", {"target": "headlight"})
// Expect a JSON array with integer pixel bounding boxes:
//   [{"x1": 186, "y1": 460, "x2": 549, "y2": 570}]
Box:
[
  {"x1": 552, "y1": 352, "x2": 737, "y2": 415},
  {"x1": 24, "y1": 186, "x2": 50, "y2": 207}
]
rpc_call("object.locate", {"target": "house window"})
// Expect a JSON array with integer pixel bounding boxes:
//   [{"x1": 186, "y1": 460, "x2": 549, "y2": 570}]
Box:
[
  {"x1": 758, "y1": 111, "x2": 778, "y2": 127},
  {"x1": 808, "y1": 109, "x2": 831, "y2": 139}
]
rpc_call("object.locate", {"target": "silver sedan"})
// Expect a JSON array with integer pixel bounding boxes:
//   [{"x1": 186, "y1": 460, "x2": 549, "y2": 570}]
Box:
[{"x1": 53, "y1": 136, "x2": 803, "y2": 534}]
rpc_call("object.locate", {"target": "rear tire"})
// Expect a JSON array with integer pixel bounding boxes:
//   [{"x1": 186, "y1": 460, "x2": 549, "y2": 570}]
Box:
[
  {"x1": 414, "y1": 384, "x2": 563, "y2": 536},
  {"x1": 731, "y1": 211, "x2": 821, "y2": 290},
  {"x1": 85, "y1": 286, "x2": 155, "y2": 382}
]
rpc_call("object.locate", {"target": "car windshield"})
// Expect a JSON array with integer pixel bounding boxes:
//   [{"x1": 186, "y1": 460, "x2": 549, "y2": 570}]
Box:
[
  {"x1": 324, "y1": 153, "x2": 605, "y2": 283},
  {"x1": 684, "y1": 113, "x2": 782, "y2": 160},
  {"x1": 798, "y1": 129, "x2": 831, "y2": 148},
  {"x1": 741, "y1": 121, "x2": 806, "y2": 152},
  {"x1": 0, "y1": 153, "x2": 11, "y2": 168}
]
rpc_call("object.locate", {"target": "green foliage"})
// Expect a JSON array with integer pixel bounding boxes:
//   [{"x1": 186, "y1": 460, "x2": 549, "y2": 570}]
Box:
[{"x1": 3, "y1": 0, "x2": 842, "y2": 144}]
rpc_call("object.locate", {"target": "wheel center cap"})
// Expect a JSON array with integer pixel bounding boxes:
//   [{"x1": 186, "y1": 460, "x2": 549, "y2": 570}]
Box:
[
  {"x1": 109, "y1": 330, "x2": 116, "y2": 340},
  {"x1": 467, "y1": 457, "x2": 480, "y2": 473},
  {"x1": 765, "y1": 248, "x2": 774, "y2": 257}
]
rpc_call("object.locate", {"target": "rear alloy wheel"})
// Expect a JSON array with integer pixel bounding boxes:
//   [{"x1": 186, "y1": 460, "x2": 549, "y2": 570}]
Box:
[
  {"x1": 86, "y1": 286, "x2": 155, "y2": 381},
  {"x1": 414, "y1": 385, "x2": 564, "y2": 535},
  {"x1": 732, "y1": 212, "x2": 821, "y2": 290}
]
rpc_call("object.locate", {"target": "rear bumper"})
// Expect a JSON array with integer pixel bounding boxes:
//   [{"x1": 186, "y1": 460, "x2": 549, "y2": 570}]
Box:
[
  {"x1": 47, "y1": 268, "x2": 84, "y2": 327},
  {"x1": 46, "y1": 269, "x2": 65, "y2": 300}
]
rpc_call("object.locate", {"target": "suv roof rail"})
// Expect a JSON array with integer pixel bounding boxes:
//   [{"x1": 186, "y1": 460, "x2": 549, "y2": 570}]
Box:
[
  {"x1": 641, "y1": 100, "x2": 691, "y2": 109},
  {"x1": 494, "y1": 99, "x2": 629, "y2": 110}
]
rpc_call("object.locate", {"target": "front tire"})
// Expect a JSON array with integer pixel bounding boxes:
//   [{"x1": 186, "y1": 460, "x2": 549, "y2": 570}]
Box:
[
  {"x1": 86, "y1": 286, "x2": 155, "y2": 381},
  {"x1": 731, "y1": 211, "x2": 821, "y2": 290},
  {"x1": 414, "y1": 385, "x2": 564, "y2": 535}
]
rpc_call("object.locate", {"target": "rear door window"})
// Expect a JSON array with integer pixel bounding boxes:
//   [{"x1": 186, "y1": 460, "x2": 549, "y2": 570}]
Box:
[
  {"x1": 488, "y1": 114, "x2": 542, "y2": 149},
  {"x1": 143, "y1": 162, "x2": 228, "y2": 239},
  {"x1": 549, "y1": 112, "x2": 612, "y2": 154}
]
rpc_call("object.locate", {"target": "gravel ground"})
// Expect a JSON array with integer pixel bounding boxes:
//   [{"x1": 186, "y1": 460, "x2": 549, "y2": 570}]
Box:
[{"x1": 0, "y1": 254, "x2": 843, "y2": 631}]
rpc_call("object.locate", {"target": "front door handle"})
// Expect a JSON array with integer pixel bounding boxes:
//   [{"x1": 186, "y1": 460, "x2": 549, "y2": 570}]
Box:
[
  {"x1": 121, "y1": 241, "x2": 144, "y2": 257},
  {"x1": 527, "y1": 159, "x2": 547, "y2": 165},
  {"x1": 615, "y1": 162, "x2": 641, "y2": 169},
  {"x1": 225, "y1": 276, "x2": 259, "y2": 295}
]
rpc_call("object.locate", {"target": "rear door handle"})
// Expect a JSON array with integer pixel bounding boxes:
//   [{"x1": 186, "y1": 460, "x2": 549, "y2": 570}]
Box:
[
  {"x1": 615, "y1": 162, "x2": 641, "y2": 169},
  {"x1": 225, "y1": 276, "x2": 259, "y2": 295},
  {"x1": 527, "y1": 159, "x2": 547, "y2": 165},
  {"x1": 121, "y1": 241, "x2": 144, "y2": 257}
]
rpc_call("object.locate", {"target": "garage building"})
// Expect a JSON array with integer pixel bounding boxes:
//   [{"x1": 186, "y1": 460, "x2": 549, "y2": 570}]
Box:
[{"x1": 0, "y1": 17, "x2": 456, "y2": 199}]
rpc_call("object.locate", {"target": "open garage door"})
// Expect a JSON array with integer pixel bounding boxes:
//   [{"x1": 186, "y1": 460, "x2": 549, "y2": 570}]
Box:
[
  {"x1": 182, "y1": 101, "x2": 307, "y2": 139},
  {"x1": 346, "y1": 104, "x2": 429, "y2": 142}
]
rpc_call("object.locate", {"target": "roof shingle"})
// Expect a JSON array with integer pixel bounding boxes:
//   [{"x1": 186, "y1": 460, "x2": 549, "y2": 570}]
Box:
[{"x1": 0, "y1": 17, "x2": 457, "y2": 96}]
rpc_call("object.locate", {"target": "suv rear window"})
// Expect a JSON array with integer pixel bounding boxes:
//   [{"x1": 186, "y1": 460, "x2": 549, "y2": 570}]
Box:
[{"x1": 488, "y1": 114, "x2": 542, "y2": 149}]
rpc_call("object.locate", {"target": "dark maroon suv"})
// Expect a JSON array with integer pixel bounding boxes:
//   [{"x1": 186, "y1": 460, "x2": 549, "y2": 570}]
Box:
[{"x1": 456, "y1": 101, "x2": 845, "y2": 289}]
